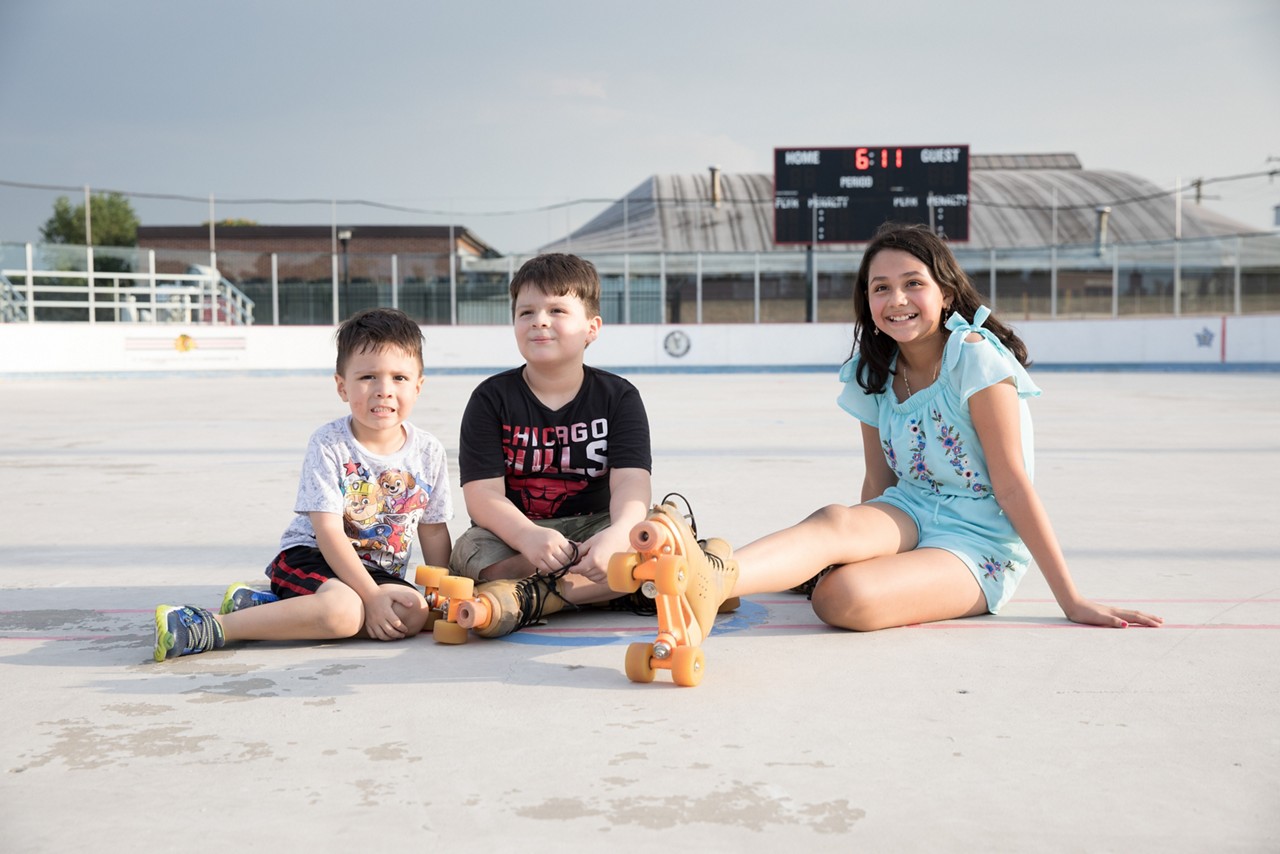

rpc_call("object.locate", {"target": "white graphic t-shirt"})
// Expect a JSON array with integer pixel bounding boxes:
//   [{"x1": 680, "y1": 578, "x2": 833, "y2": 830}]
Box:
[{"x1": 275, "y1": 416, "x2": 453, "y2": 578}]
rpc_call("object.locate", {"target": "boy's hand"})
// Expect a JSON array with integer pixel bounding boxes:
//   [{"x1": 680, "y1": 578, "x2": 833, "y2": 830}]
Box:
[
  {"x1": 362, "y1": 586, "x2": 414, "y2": 641},
  {"x1": 573, "y1": 526, "x2": 631, "y2": 584},
  {"x1": 516, "y1": 527, "x2": 579, "y2": 577}
]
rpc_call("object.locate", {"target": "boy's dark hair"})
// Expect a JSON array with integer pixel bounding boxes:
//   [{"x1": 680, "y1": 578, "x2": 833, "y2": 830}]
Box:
[
  {"x1": 335, "y1": 308, "x2": 424, "y2": 375},
  {"x1": 851, "y1": 222, "x2": 1029, "y2": 394},
  {"x1": 509, "y1": 253, "x2": 601, "y2": 319}
]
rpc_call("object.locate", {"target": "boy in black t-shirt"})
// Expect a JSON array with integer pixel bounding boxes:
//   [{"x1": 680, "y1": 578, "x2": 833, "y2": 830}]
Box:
[{"x1": 450, "y1": 254, "x2": 661, "y2": 635}]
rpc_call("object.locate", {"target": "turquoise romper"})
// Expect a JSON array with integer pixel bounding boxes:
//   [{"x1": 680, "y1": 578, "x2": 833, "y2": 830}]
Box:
[{"x1": 836, "y1": 307, "x2": 1042, "y2": 613}]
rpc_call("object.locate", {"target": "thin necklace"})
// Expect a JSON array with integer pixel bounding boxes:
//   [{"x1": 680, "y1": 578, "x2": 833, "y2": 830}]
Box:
[{"x1": 902, "y1": 358, "x2": 940, "y2": 397}]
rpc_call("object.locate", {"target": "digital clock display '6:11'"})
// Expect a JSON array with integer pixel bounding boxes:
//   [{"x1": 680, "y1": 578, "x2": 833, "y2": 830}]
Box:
[{"x1": 854, "y1": 148, "x2": 903, "y2": 170}]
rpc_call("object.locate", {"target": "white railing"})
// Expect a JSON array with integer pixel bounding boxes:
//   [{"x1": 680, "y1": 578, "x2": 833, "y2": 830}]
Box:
[{"x1": 0, "y1": 250, "x2": 254, "y2": 325}]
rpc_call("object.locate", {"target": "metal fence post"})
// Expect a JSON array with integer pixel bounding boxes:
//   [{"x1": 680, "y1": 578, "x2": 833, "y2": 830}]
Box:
[
  {"x1": 449, "y1": 226, "x2": 457, "y2": 326},
  {"x1": 330, "y1": 252, "x2": 340, "y2": 324},
  {"x1": 391, "y1": 254, "x2": 399, "y2": 311},
  {"x1": 86, "y1": 246, "x2": 95, "y2": 324},
  {"x1": 988, "y1": 248, "x2": 997, "y2": 310},
  {"x1": 659, "y1": 252, "x2": 667, "y2": 323},
  {"x1": 753, "y1": 252, "x2": 761, "y2": 324},
  {"x1": 271, "y1": 253, "x2": 279, "y2": 326},
  {"x1": 149, "y1": 249, "x2": 158, "y2": 324},
  {"x1": 696, "y1": 252, "x2": 703, "y2": 324},
  {"x1": 1233, "y1": 236, "x2": 1242, "y2": 315},
  {"x1": 25, "y1": 242, "x2": 35, "y2": 323}
]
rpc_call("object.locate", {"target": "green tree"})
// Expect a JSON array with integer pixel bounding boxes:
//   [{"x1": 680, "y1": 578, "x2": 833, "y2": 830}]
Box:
[{"x1": 40, "y1": 192, "x2": 139, "y2": 247}]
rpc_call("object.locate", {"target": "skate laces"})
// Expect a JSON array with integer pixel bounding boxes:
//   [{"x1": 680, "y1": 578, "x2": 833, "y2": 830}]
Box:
[
  {"x1": 697, "y1": 540, "x2": 729, "y2": 572},
  {"x1": 662, "y1": 493, "x2": 729, "y2": 571},
  {"x1": 660, "y1": 492, "x2": 698, "y2": 538},
  {"x1": 513, "y1": 541, "x2": 580, "y2": 630}
]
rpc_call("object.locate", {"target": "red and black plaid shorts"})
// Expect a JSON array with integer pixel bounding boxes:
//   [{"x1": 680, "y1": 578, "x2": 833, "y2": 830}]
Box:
[{"x1": 267, "y1": 546, "x2": 417, "y2": 599}]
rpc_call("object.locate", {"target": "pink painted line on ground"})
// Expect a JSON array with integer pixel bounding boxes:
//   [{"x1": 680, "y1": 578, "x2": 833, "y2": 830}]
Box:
[
  {"x1": 1, "y1": 635, "x2": 119, "y2": 641},
  {"x1": 755, "y1": 598, "x2": 1280, "y2": 606},
  {"x1": 4, "y1": 623, "x2": 1279, "y2": 642}
]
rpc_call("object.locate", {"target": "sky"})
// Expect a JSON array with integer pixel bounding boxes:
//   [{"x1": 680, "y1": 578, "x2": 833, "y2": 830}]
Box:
[{"x1": 1, "y1": 0, "x2": 1277, "y2": 254}]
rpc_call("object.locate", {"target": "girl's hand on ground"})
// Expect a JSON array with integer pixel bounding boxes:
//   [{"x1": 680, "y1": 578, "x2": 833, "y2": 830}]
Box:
[
  {"x1": 1065, "y1": 599, "x2": 1163, "y2": 628},
  {"x1": 363, "y1": 588, "x2": 409, "y2": 640}
]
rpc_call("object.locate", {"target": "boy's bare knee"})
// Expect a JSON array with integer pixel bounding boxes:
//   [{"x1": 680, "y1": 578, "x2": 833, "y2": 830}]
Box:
[
  {"x1": 313, "y1": 586, "x2": 365, "y2": 637},
  {"x1": 394, "y1": 599, "x2": 431, "y2": 637},
  {"x1": 317, "y1": 607, "x2": 364, "y2": 638}
]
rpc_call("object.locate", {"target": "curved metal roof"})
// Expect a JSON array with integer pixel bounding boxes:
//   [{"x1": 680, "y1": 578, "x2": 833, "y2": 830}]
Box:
[{"x1": 545, "y1": 155, "x2": 1259, "y2": 253}]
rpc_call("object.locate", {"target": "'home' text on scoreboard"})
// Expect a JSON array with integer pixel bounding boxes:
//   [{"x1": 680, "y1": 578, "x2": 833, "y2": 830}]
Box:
[{"x1": 773, "y1": 145, "x2": 970, "y2": 244}]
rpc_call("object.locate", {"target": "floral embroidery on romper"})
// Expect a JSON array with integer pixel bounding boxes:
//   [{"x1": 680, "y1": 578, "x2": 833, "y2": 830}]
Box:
[
  {"x1": 931, "y1": 409, "x2": 990, "y2": 495},
  {"x1": 980, "y1": 555, "x2": 1016, "y2": 580},
  {"x1": 905, "y1": 417, "x2": 940, "y2": 494},
  {"x1": 882, "y1": 438, "x2": 901, "y2": 477}
]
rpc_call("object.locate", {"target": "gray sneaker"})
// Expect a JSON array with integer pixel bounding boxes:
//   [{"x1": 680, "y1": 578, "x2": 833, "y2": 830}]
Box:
[{"x1": 153, "y1": 605, "x2": 224, "y2": 662}]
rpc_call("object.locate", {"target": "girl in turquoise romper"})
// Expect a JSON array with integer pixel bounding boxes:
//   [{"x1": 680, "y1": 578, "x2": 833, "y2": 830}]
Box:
[{"x1": 725, "y1": 223, "x2": 1162, "y2": 632}]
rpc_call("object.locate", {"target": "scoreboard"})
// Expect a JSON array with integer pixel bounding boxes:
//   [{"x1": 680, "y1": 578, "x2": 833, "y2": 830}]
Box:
[{"x1": 773, "y1": 145, "x2": 970, "y2": 244}]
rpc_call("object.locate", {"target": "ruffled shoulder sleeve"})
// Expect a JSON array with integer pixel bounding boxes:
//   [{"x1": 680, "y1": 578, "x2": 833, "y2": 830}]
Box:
[
  {"x1": 835, "y1": 352, "x2": 885, "y2": 425},
  {"x1": 942, "y1": 306, "x2": 1041, "y2": 403}
]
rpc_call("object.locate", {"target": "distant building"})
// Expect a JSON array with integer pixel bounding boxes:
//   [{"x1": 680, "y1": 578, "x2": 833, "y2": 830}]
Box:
[
  {"x1": 543, "y1": 154, "x2": 1261, "y2": 254},
  {"x1": 137, "y1": 224, "x2": 498, "y2": 282},
  {"x1": 138, "y1": 224, "x2": 496, "y2": 257}
]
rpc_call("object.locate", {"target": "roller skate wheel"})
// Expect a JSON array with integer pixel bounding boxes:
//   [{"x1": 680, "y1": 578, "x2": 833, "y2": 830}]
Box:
[
  {"x1": 670, "y1": 646, "x2": 705, "y2": 688},
  {"x1": 625, "y1": 642, "x2": 657, "y2": 683},
  {"x1": 607, "y1": 551, "x2": 642, "y2": 594},
  {"x1": 437, "y1": 575, "x2": 474, "y2": 599},
  {"x1": 415, "y1": 565, "x2": 449, "y2": 589},
  {"x1": 432, "y1": 619, "x2": 469, "y2": 645}
]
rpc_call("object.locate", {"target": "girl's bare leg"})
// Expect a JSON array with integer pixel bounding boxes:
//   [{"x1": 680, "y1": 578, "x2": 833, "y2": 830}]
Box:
[
  {"x1": 732, "y1": 502, "x2": 917, "y2": 596},
  {"x1": 811, "y1": 548, "x2": 987, "y2": 631}
]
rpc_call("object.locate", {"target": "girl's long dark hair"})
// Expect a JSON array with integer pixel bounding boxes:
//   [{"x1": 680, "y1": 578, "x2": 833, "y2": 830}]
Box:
[{"x1": 850, "y1": 223, "x2": 1030, "y2": 393}]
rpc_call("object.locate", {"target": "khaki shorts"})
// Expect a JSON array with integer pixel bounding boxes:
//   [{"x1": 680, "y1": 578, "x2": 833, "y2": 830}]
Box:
[{"x1": 448, "y1": 512, "x2": 613, "y2": 581}]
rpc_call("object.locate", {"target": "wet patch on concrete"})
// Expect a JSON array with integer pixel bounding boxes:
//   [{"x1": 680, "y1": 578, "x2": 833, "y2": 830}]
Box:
[
  {"x1": 607, "y1": 751, "x2": 648, "y2": 765},
  {"x1": 515, "y1": 780, "x2": 866, "y2": 833},
  {"x1": 184, "y1": 677, "x2": 280, "y2": 701},
  {"x1": 102, "y1": 702, "x2": 173, "y2": 717},
  {"x1": 354, "y1": 778, "x2": 397, "y2": 807},
  {"x1": 11, "y1": 717, "x2": 217, "y2": 771},
  {"x1": 363, "y1": 742, "x2": 422, "y2": 763}
]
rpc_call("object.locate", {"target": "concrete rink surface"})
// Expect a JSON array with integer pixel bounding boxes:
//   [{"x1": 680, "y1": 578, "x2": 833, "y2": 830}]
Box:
[{"x1": 0, "y1": 368, "x2": 1277, "y2": 853}]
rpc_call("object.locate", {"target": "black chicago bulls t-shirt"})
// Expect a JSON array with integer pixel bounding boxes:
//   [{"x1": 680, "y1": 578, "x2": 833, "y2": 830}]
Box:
[{"x1": 458, "y1": 366, "x2": 652, "y2": 520}]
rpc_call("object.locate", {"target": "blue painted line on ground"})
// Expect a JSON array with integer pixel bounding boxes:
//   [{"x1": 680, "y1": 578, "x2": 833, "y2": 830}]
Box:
[
  {"x1": 4, "y1": 362, "x2": 1280, "y2": 382},
  {"x1": 496, "y1": 598, "x2": 772, "y2": 647}
]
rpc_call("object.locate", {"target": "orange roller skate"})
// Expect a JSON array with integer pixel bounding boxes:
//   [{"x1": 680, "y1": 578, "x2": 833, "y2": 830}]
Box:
[
  {"x1": 454, "y1": 574, "x2": 570, "y2": 638},
  {"x1": 606, "y1": 494, "x2": 738, "y2": 687},
  {"x1": 415, "y1": 564, "x2": 480, "y2": 644}
]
